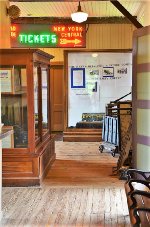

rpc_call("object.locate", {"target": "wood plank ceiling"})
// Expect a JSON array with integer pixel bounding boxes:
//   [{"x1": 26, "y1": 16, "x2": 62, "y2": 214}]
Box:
[{"x1": 10, "y1": 0, "x2": 146, "y2": 26}]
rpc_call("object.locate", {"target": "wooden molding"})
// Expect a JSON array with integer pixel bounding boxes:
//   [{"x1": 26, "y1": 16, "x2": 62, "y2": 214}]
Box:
[
  {"x1": 12, "y1": 16, "x2": 135, "y2": 25},
  {"x1": 50, "y1": 61, "x2": 64, "y2": 66}
]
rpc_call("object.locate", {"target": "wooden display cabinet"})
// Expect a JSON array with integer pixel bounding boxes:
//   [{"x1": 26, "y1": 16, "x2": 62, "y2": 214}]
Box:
[{"x1": 0, "y1": 49, "x2": 55, "y2": 186}]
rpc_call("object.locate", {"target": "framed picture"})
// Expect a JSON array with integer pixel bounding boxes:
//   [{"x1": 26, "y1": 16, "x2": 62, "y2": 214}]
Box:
[
  {"x1": 102, "y1": 67, "x2": 114, "y2": 77},
  {"x1": 0, "y1": 68, "x2": 21, "y2": 94},
  {"x1": 71, "y1": 68, "x2": 85, "y2": 88}
]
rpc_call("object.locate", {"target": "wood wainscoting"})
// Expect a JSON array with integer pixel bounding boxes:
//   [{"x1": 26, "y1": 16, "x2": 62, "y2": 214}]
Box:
[{"x1": 2, "y1": 137, "x2": 55, "y2": 187}]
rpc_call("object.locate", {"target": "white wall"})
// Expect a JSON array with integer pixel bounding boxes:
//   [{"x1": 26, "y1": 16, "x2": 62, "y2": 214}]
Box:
[{"x1": 68, "y1": 52, "x2": 132, "y2": 126}]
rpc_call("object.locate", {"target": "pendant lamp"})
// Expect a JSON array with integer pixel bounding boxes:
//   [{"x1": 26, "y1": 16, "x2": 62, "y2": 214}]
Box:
[{"x1": 71, "y1": 1, "x2": 88, "y2": 23}]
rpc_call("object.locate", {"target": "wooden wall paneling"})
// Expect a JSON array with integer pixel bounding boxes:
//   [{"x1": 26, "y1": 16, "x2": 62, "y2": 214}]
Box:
[
  {"x1": 110, "y1": 25, "x2": 117, "y2": 48},
  {"x1": 50, "y1": 63, "x2": 64, "y2": 131},
  {"x1": 44, "y1": 24, "x2": 135, "y2": 62},
  {"x1": 39, "y1": 138, "x2": 56, "y2": 181},
  {"x1": 118, "y1": 24, "x2": 123, "y2": 48},
  {"x1": 3, "y1": 138, "x2": 56, "y2": 186},
  {"x1": 86, "y1": 24, "x2": 135, "y2": 49},
  {"x1": 53, "y1": 67, "x2": 64, "y2": 130},
  {"x1": 2, "y1": 157, "x2": 39, "y2": 176},
  {"x1": 44, "y1": 48, "x2": 64, "y2": 63},
  {"x1": 3, "y1": 160, "x2": 33, "y2": 175},
  {"x1": 2, "y1": 156, "x2": 40, "y2": 186}
]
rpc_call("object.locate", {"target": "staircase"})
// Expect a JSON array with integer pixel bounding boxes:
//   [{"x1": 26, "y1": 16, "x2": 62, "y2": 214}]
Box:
[{"x1": 63, "y1": 129, "x2": 102, "y2": 142}]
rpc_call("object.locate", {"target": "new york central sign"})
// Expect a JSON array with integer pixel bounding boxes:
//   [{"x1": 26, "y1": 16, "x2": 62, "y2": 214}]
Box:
[{"x1": 11, "y1": 24, "x2": 86, "y2": 48}]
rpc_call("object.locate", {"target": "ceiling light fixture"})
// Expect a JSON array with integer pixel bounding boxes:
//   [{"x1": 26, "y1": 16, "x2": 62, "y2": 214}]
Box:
[
  {"x1": 92, "y1": 53, "x2": 98, "y2": 58},
  {"x1": 71, "y1": 1, "x2": 88, "y2": 23}
]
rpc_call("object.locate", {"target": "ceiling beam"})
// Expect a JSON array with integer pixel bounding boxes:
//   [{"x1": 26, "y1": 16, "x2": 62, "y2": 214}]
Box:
[
  {"x1": 110, "y1": 0, "x2": 143, "y2": 28},
  {"x1": 11, "y1": 16, "x2": 134, "y2": 24}
]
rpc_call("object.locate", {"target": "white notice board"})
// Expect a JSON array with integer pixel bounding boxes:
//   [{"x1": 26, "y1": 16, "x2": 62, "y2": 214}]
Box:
[{"x1": 68, "y1": 52, "x2": 132, "y2": 127}]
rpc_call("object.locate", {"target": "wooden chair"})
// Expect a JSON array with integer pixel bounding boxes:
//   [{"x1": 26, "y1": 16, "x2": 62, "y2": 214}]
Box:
[{"x1": 124, "y1": 169, "x2": 150, "y2": 227}]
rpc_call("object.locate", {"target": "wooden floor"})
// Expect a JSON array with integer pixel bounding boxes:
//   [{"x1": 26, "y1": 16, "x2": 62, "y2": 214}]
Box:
[{"x1": 1, "y1": 140, "x2": 131, "y2": 227}]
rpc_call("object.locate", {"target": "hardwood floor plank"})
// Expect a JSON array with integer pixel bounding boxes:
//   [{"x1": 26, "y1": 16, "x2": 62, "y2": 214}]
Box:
[
  {"x1": 90, "y1": 213, "x2": 98, "y2": 227},
  {"x1": 120, "y1": 189, "x2": 131, "y2": 227},
  {"x1": 28, "y1": 188, "x2": 56, "y2": 226},
  {"x1": 75, "y1": 188, "x2": 88, "y2": 227},
  {"x1": 1, "y1": 140, "x2": 131, "y2": 227},
  {"x1": 91, "y1": 188, "x2": 100, "y2": 214},
  {"x1": 96, "y1": 188, "x2": 105, "y2": 226},
  {"x1": 104, "y1": 189, "x2": 112, "y2": 226},
  {"x1": 61, "y1": 188, "x2": 78, "y2": 227},
  {"x1": 82, "y1": 188, "x2": 94, "y2": 227},
  {"x1": 46, "y1": 188, "x2": 68, "y2": 226},
  {"x1": 109, "y1": 188, "x2": 118, "y2": 226},
  {"x1": 115, "y1": 189, "x2": 126, "y2": 226},
  {"x1": 67, "y1": 189, "x2": 83, "y2": 225}
]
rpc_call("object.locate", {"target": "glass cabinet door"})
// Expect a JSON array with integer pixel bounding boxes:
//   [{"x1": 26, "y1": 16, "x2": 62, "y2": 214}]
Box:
[
  {"x1": 0, "y1": 65, "x2": 28, "y2": 148},
  {"x1": 34, "y1": 65, "x2": 49, "y2": 142},
  {"x1": 41, "y1": 68, "x2": 49, "y2": 135},
  {"x1": 34, "y1": 65, "x2": 40, "y2": 140}
]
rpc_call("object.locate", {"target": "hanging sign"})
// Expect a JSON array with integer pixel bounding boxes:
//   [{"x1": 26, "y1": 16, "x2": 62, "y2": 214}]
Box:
[{"x1": 10, "y1": 24, "x2": 86, "y2": 48}]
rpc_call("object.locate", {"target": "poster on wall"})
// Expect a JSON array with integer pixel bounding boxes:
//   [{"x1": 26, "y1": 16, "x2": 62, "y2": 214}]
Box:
[
  {"x1": 0, "y1": 69, "x2": 12, "y2": 93},
  {"x1": 71, "y1": 68, "x2": 85, "y2": 88},
  {"x1": 67, "y1": 52, "x2": 132, "y2": 127}
]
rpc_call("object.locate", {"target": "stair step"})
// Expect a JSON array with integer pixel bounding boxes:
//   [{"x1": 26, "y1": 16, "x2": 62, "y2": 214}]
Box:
[{"x1": 64, "y1": 132, "x2": 102, "y2": 135}]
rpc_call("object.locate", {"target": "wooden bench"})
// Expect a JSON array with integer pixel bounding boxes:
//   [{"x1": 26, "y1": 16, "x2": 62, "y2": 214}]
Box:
[{"x1": 124, "y1": 169, "x2": 150, "y2": 227}]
